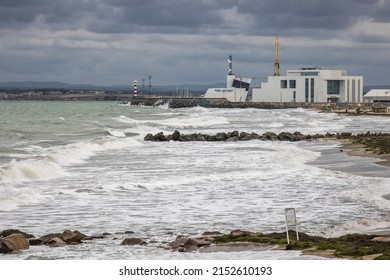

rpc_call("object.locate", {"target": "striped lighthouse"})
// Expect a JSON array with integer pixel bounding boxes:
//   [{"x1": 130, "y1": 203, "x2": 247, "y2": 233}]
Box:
[{"x1": 133, "y1": 80, "x2": 138, "y2": 95}]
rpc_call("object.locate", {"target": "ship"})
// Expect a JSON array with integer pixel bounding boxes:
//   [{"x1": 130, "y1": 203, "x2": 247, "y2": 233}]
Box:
[{"x1": 203, "y1": 54, "x2": 252, "y2": 102}]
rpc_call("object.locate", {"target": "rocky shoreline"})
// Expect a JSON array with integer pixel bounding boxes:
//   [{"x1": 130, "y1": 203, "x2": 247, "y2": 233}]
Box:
[
  {"x1": 144, "y1": 130, "x2": 390, "y2": 145},
  {"x1": 144, "y1": 131, "x2": 390, "y2": 168},
  {"x1": 1, "y1": 228, "x2": 389, "y2": 259}
]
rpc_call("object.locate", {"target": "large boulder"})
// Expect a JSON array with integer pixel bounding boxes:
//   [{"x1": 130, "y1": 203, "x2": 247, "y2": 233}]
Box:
[
  {"x1": 172, "y1": 130, "x2": 181, "y2": 141},
  {"x1": 121, "y1": 238, "x2": 147, "y2": 246},
  {"x1": 152, "y1": 132, "x2": 167, "y2": 141},
  {"x1": 168, "y1": 236, "x2": 212, "y2": 252},
  {"x1": 261, "y1": 132, "x2": 278, "y2": 140},
  {"x1": 0, "y1": 234, "x2": 29, "y2": 253},
  {"x1": 47, "y1": 237, "x2": 67, "y2": 247},
  {"x1": 293, "y1": 131, "x2": 306, "y2": 141},
  {"x1": 215, "y1": 132, "x2": 227, "y2": 141},
  {"x1": 39, "y1": 233, "x2": 61, "y2": 244},
  {"x1": 183, "y1": 238, "x2": 212, "y2": 252},
  {"x1": 60, "y1": 230, "x2": 86, "y2": 244},
  {"x1": 144, "y1": 133, "x2": 153, "y2": 141},
  {"x1": 0, "y1": 229, "x2": 34, "y2": 239},
  {"x1": 278, "y1": 132, "x2": 296, "y2": 141}
]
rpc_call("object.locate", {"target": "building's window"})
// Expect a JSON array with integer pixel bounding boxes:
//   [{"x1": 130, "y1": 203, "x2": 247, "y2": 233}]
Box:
[
  {"x1": 305, "y1": 78, "x2": 309, "y2": 102},
  {"x1": 280, "y1": 80, "x2": 288, "y2": 89},
  {"x1": 347, "y1": 79, "x2": 350, "y2": 102},
  {"x1": 310, "y1": 78, "x2": 315, "y2": 102},
  {"x1": 232, "y1": 79, "x2": 250, "y2": 90},
  {"x1": 293, "y1": 91, "x2": 296, "y2": 102},
  {"x1": 358, "y1": 79, "x2": 361, "y2": 102},
  {"x1": 327, "y1": 80, "x2": 340, "y2": 95},
  {"x1": 301, "y1": 72, "x2": 319, "y2": 76},
  {"x1": 289, "y1": 80, "x2": 296, "y2": 89},
  {"x1": 352, "y1": 79, "x2": 356, "y2": 102}
]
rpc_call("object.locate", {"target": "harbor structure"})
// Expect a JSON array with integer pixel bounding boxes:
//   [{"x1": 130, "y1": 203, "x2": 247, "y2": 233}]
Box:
[
  {"x1": 364, "y1": 89, "x2": 390, "y2": 104},
  {"x1": 252, "y1": 68, "x2": 363, "y2": 103},
  {"x1": 203, "y1": 54, "x2": 252, "y2": 102},
  {"x1": 274, "y1": 36, "x2": 280, "y2": 76},
  {"x1": 133, "y1": 80, "x2": 138, "y2": 95}
]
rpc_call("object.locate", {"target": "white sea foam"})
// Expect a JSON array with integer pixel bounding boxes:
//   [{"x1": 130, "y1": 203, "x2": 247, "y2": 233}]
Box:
[{"x1": 0, "y1": 184, "x2": 46, "y2": 211}]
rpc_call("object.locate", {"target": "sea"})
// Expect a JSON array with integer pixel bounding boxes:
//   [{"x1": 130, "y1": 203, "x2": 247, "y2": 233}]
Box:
[{"x1": 0, "y1": 100, "x2": 389, "y2": 260}]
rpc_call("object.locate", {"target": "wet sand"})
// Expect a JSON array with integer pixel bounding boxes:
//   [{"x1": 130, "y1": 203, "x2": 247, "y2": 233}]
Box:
[{"x1": 338, "y1": 138, "x2": 390, "y2": 168}]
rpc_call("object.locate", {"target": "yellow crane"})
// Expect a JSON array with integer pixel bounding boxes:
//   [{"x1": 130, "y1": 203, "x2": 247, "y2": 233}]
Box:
[{"x1": 274, "y1": 35, "x2": 279, "y2": 76}]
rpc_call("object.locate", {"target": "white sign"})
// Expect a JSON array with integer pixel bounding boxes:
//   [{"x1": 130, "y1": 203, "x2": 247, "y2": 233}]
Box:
[
  {"x1": 285, "y1": 208, "x2": 297, "y2": 226},
  {"x1": 285, "y1": 208, "x2": 299, "y2": 244}
]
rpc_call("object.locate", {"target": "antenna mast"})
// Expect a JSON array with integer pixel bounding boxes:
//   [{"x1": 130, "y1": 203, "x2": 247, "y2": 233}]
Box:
[
  {"x1": 228, "y1": 54, "x2": 233, "y2": 75},
  {"x1": 274, "y1": 36, "x2": 280, "y2": 76}
]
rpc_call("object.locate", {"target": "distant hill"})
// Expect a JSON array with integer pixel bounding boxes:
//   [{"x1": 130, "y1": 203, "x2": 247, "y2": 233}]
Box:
[{"x1": 0, "y1": 81, "x2": 225, "y2": 92}]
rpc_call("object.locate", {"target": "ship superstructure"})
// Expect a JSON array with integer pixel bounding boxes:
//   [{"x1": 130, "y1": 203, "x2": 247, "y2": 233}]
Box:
[{"x1": 203, "y1": 54, "x2": 252, "y2": 102}]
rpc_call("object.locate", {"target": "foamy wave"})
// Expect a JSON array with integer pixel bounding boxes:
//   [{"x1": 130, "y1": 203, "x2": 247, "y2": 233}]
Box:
[
  {"x1": 0, "y1": 184, "x2": 46, "y2": 211},
  {"x1": 0, "y1": 136, "x2": 142, "y2": 186},
  {"x1": 106, "y1": 129, "x2": 127, "y2": 138},
  {"x1": 0, "y1": 157, "x2": 68, "y2": 185},
  {"x1": 114, "y1": 114, "x2": 229, "y2": 130},
  {"x1": 321, "y1": 218, "x2": 390, "y2": 237}
]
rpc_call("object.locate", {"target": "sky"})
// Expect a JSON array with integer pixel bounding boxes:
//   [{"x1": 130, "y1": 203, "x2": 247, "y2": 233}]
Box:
[{"x1": 0, "y1": 0, "x2": 389, "y2": 86}]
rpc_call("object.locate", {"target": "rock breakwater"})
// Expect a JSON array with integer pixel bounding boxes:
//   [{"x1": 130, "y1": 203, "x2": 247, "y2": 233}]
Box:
[
  {"x1": 144, "y1": 131, "x2": 390, "y2": 156},
  {"x1": 144, "y1": 130, "x2": 314, "y2": 142}
]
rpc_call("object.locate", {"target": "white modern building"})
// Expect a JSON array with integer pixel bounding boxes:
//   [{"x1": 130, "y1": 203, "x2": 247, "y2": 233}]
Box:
[{"x1": 252, "y1": 68, "x2": 363, "y2": 103}]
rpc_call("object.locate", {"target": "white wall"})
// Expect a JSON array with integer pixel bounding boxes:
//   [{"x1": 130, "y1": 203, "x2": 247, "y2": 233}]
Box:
[{"x1": 252, "y1": 70, "x2": 363, "y2": 103}]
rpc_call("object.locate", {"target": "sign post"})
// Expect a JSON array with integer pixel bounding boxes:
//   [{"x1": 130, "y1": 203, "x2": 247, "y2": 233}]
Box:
[{"x1": 285, "y1": 208, "x2": 299, "y2": 244}]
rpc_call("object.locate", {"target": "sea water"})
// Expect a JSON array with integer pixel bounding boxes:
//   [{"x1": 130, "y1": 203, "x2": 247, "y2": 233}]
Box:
[{"x1": 0, "y1": 101, "x2": 389, "y2": 260}]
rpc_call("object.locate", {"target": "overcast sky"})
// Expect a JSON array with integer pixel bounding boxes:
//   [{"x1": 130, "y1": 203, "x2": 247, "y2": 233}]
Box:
[{"x1": 0, "y1": 0, "x2": 389, "y2": 86}]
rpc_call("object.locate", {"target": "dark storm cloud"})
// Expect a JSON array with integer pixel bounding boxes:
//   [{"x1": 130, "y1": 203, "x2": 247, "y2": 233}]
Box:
[
  {"x1": 0, "y1": 0, "x2": 389, "y2": 85},
  {"x1": 0, "y1": 0, "x2": 387, "y2": 34}
]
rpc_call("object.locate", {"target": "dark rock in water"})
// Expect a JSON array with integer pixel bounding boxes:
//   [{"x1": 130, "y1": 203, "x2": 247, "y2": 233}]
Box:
[
  {"x1": 168, "y1": 236, "x2": 212, "y2": 252},
  {"x1": 0, "y1": 233, "x2": 29, "y2": 253},
  {"x1": 215, "y1": 132, "x2": 227, "y2": 141},
  {"x1": 39, "y1": 233, "x2": 62, "y2": 244},
  {"x1": 60, "y1": 229, "x2": 86, "y2": 244},
  {"x1": 183, "y1": 238, "x2": 212, "y2": 252},
  {"x1": 28, "y1": 238, "x2": 43, "y2": 246},
  {"x1": 202, "y1": 231, "x2": 223, "y2": 236},
  {"x1": 153, "y1": 132, "x2": 167, "y2": 141},
  {"x1": 84, "y1": 234, "x2": 106, "y2": 241},
  {"x1": 121, "y1": 238, "x2": 147, "y2": 246},
  {"x1": 0, "y1": 229, "x2": 35, "y2": 239},
  {"x1": 293, "y1": 131, "x2": 306, "y2": 141},
  {"x1": 278, "y1": 132, "x2": 296, "y2": 141},
  {"x1": 144, "y1": 133, "x2": 153, "y2": 141},
  {"x1": 196, "y1": 134, "x2": 206, "y2": 141},
  {"x1": 180, "y1": 135, "x2": 193, "y2": 141},
  {"x1": 226, "y1": 136, "x2": 239, "y2": 142},
  {"x1": 261, "y1": 132, "x2": 278, "y2": 140},
  {"x1": 172, "y1": 130, "x2": 181, "y2": 141},
  {"x1": 47, "y1": 237, "x2": 67, "y2": 247},
  {"x1": 168, "y1": 237, "x2": 189, "y2": 251}
]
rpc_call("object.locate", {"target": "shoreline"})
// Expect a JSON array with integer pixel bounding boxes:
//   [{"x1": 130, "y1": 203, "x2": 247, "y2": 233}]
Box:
[
  {"x1": 1, "y1": 228, "x2": 389, "y2": 260},
  {"x1": 337, "y1": 138, "x2": 390, "y2": 168}
]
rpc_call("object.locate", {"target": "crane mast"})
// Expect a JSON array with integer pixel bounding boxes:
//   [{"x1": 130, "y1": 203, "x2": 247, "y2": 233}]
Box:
[{"x1": 274, "y1": 36, "x2": 280, "y2": 76}]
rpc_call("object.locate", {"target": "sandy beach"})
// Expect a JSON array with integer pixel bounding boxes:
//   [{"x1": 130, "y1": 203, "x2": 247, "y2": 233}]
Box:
[{"x1": 339, "y1": 138, "x2": 390, "y2": 168}]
